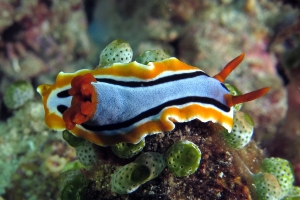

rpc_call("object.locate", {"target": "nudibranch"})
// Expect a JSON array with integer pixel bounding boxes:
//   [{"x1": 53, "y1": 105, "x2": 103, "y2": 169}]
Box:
[{"x1": 37, "y1": 54, "x2": 269, "y2": 146}]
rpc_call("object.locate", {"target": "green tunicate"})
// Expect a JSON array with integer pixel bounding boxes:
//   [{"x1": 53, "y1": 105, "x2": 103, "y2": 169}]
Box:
[
  {"x1": 224, "y1": 84, "x2": 243, "y2": 111},
  {"x1": 283, "y1": 197, "x2": 300, "y2": 200},
  {"x1": 111, "y1": 138, "x2": 145, "y2": 159},
  {"x1": 284, "y1": 186, "x2": 300, "y2": 199},
  {"x1": 222, "y1": 111, "x2": 254, "y2": 149},
  {"x1": 291, "y1": 186, "x2": 300, "y2": 196},
  {"x1": 131, "y1": 165, "x2": 150, "y2": 183},
  {"x1": 244, "y1": 113, "x2": 254, "y2": 126},
  {"x1": 165, "y1": 140, "x2": 201, "y2": 177},
  {"x1": 61, "y1": 160, "x2": 84, "y2": 173},
  {"x1": 75, "y1": 140, "x2": 97, "y2": 166},
  {"x1": 62, "y1": 131, "x2": 96, "y2": 167},
  {"x1": 253, "y1": 172, "x2": 282, "y2": 200},
  {"x1": 136, "y1": 49, "x2": 170, "y2": 64},
  {"x1": 111, "y1": 152, "x2": 165, "y2": 194},
  {"x1": 59, "y1": 169, "x2": 88, "y2": 200},
  {"x1": 3, "y1": 80, "x2": 34, "y2": 109},
  {"x1": 62, "y1": 130, "x2": 85, "y2": 147},
  {"x1": 261, "y1": 157, "x2": 294, "y2": 197},
  {"x1": 59, "y1": 169, "x2": 81, "y2": 191},
  {"x1": 99, "y1": 39, "x2": 133, "y2": 67},
  {"x1": 284, "y1": 186, "x2": 300, "y2": 200}
]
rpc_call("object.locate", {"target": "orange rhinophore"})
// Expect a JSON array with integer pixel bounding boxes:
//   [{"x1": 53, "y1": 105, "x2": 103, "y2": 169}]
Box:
[
  {"x1": 224, "y1": 87, "x2": 270, "y2": 107},
  {"x1": 213, "y1": 53, "x2": 245, "y2": 82},
  {"x1": 213, "y1": 53, "x2": 270, "y2": 107}
]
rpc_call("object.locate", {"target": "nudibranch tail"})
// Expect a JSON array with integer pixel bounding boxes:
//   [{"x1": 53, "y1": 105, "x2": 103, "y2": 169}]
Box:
[
  {"x1": 213, "y1": 53, "x2": 245, "y2": 82},
  {"x1": 62, "y1": 73, "x2": 97, "y2": 130},
  {"x1": 224, "y1": 87, "x2": 270, "y2": 107}
]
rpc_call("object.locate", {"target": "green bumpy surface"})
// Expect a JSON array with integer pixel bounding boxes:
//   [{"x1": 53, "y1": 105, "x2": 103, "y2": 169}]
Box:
[
  {"x1": 99, "y1": 39, "x2": 133, "y2": 67},
  {"x1": 3, "y1": 80, "x2": 34, "y2": 109},
  {"x1": 111, "y1": 138, "x2": 145, "y2": 159},
  {"x1": 283, "y1": 186, "x2": 300, "y2": 199},
  {"x1": 222, "y1": 111, "x2": 254, "y2": 149},
  {"x1": 61, "y1": 160, "x2": 84, "y2": 173},
  {"x1": 75, "y1": 141, "x2": 97, "y2": 167},
  {"x1": 62, "y1": 130, "x2": 85, "y2": 148},
  {"x1": 62, "y1": 131, "x2": 96, "y2": 166},
  {"x1": 261, "y1": 157, "x2": 295, "y2": 197},
  {"x1": 165, "y1": 140, "x2": 201, "y2": 177},
  {"x1": 59, "y1": 169, "x2": 88, "y2": 200},
  {"x1": 136, "y1": 49, "x2": 170, "y2": 64},
  {"x1": 224, "y1": 84, "x2": 243, "y2": 111},
  {"x1": 111, "y1": 152, "x2": 165, "y2": 194},
  {"x1": 253, "y1": 172, "x2": 282, "y2": 200}
]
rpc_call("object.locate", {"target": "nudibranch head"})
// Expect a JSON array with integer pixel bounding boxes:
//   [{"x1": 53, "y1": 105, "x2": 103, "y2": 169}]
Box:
[{"x1": 37, "y1": 68, "x2": 93, "y2": 131}]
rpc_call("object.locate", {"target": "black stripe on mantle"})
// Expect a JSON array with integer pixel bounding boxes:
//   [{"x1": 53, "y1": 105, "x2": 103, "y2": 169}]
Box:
[
  {"x1": 81, "y1": 96, "x2": 230, "y2": 132},
  {"x1": 56, "y1": 71, "x2": 208, "y2": 98},
  {"x1": 95, "y1": 71, "x2": 208, "y2": 87}
]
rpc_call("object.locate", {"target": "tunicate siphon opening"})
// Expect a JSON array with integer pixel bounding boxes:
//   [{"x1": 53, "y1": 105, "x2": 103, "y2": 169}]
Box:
[
  {"x1": 184, "y1": 147, "x2": 197, "y2": 164},
  {"x1": 131, "y1": 165, "x2": 150, "y2": 183}
]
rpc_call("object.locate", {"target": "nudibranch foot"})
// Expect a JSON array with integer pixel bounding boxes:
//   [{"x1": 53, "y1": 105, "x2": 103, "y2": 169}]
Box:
[{"x1": 63, "y1": 73, "x2": 97, "y2": 130}]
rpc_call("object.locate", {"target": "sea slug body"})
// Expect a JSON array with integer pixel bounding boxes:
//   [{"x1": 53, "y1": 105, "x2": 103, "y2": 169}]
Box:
[{"x1": 37, "y1": 42, "x2": 269, "y2": 146}]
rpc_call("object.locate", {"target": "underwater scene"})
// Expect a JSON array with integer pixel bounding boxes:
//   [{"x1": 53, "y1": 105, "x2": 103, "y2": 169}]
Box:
[{"x1": 0, "y1": 0, "x2": 300, "y2": 199}]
